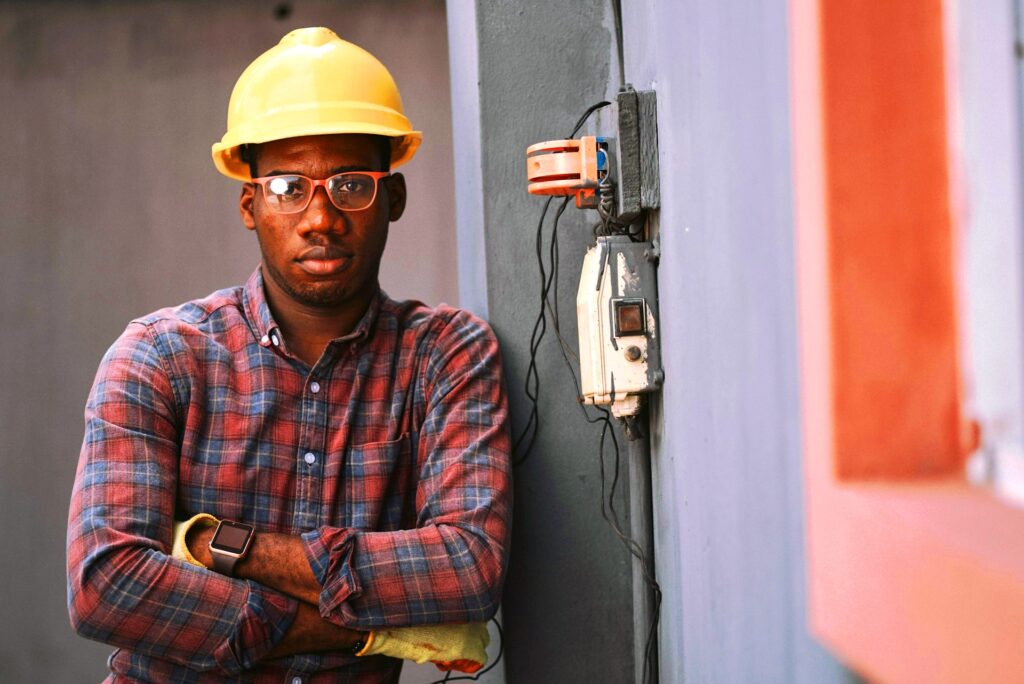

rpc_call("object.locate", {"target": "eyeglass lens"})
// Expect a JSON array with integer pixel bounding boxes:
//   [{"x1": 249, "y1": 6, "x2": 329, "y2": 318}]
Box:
[{"x1": 262, "y1": 173, "x2": 379, "y2": 213}]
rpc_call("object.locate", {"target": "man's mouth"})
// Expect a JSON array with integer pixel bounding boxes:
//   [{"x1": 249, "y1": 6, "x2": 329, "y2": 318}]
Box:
[{"x1": 296, "y1": 246, "x2": 352, "y2": 276}]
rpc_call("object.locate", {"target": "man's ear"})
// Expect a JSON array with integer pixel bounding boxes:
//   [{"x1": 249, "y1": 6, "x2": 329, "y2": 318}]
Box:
[
  {"x1": 240, "y1": 183, "x2": 257, "y2": 230},
  {"x1": 384, "y1": 173, "x2": 407, "y2": 222}
]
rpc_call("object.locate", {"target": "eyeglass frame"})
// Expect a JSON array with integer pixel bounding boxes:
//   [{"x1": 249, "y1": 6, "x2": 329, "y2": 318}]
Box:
[{"x1": 250, "y1": 171, "x2": 391, "y2": 214}]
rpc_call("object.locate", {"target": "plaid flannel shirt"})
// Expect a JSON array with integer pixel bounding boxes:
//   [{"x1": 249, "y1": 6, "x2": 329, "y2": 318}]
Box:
[{"x1": 66, "y1": 268, "x2": 511, "y2": 683}]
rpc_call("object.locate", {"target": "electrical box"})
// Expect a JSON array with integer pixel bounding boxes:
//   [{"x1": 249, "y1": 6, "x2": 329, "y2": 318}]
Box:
[
  {"x1": 525, "y1": 86, "x2": 660, "y2": 218},
  {"x1": 577, "y1": 235, "x2": 663, "y2": 418},
  {"x1": 612, "y1": 86, "x2": 660, "y2": 222},
  {"x1": 524, "y1": 85, "x2": 662, "y2": 422}
]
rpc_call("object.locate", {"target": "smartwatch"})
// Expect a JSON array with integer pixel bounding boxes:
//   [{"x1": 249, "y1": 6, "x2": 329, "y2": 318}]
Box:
[{"x1": 209, "y1": 520, "x2": 255, "y2": 576}]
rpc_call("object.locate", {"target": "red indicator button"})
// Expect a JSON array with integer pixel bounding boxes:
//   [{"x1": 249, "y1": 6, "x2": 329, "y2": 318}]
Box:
[{"x1": 614, "y1": 300, "x2": 646, "y2": 336}]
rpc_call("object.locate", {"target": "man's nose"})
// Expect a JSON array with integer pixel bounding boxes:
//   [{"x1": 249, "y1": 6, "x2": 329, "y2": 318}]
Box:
[{"x1": 300, "y1": 186, "x2": 345, "y2": 234}]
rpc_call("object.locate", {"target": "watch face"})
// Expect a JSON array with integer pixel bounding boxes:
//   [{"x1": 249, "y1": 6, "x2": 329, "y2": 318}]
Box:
[{"x1": 210, "y1": 521, "x2": 253, "y2": 554}]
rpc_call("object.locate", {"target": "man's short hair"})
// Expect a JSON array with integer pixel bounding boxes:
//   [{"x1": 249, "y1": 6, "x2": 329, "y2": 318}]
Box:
[{"x1": 240, "y1": 136, "x2": 392, "y2": 179}]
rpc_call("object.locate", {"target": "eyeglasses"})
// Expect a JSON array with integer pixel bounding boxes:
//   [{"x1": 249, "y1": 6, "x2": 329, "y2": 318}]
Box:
[{"x1": 251, "y1": 171, "x2": 390, "y2": 214}]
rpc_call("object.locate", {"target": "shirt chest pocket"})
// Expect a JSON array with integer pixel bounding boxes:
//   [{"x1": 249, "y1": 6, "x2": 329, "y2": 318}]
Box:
[{"x1": 341, "y1": 434, "x2": 414, "y2": 531}]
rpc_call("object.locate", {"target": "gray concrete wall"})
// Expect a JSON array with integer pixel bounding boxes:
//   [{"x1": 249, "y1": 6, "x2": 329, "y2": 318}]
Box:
[
  {"x1": 0, "y1": 2, "x2": 457, "y2": 681},
  {"x1": 450, "y1": 1, "x2": 640, "y2": 681},
  {"x1": 451, "y1": 0, "x2": 861, "y2": 681}
]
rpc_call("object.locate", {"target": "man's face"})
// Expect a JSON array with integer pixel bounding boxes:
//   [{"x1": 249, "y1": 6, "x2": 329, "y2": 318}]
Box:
[{"x1": 239, "y1": 134, "x2": 406, "y2": 311}]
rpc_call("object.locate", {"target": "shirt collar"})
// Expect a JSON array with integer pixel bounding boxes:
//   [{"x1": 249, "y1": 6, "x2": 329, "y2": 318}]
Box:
[
  {"x1": 242, "y1": 267, "x2": 281, "y2": 346},
  {"x1": 242, "y1": 266, "x2": 382, "y2": 349},
  {"x1": 339, "y1": 286, "x2": 382, "y2": 346}
]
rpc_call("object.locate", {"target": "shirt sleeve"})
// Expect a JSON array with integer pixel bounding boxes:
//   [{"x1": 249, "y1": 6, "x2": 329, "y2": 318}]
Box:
[
  {"x1": 66, "y1": 322, "x2": 298, "y2": 674},
  {"x1": 302, "y1": 310, "x2": 512, "y2": 628}
]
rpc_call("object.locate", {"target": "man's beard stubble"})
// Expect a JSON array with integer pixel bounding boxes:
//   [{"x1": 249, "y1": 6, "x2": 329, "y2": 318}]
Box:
[{"x1": 261, "y1": 255, "x2": 352, "y2": 309}]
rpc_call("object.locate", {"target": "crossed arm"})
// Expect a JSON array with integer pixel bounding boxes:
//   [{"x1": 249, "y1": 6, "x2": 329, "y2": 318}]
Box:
[
  {"x1": 184, "y1": 525, "x2": 361, "y2": 658},
  {"x1": 67, "y1": 315, "x2": 511, "y2": 675}
]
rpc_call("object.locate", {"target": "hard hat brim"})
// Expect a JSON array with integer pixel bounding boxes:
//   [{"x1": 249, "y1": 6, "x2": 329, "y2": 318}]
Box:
[{"x1": 212, "y1": 127, "x2": 421, "y2": 181}]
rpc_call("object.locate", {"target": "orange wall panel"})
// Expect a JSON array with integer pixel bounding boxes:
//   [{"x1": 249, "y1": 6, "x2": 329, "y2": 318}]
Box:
[
  {"x1": 793, "y1": 0, "x2": 1024, "y2": 680},
  {"x1": 820, "y1": 0, "x2": 964, "y2": 478}
]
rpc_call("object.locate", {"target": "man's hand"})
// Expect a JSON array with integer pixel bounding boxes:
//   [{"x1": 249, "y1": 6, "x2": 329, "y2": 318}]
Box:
[
  {"x1": 359, "y1": 622, "x2": 490, "y2": 673},
  {"x1": 175, "y1": 515, "x2": 491, "y2": 671},
  {"x1": 263, "y1": 602, "x2": 365, "y2": 660}
]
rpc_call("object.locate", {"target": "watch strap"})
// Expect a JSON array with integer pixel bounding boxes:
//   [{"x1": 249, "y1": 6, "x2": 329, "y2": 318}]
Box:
[{"x1": 211, "y1": 549, "x2": 241, "y2": 576}]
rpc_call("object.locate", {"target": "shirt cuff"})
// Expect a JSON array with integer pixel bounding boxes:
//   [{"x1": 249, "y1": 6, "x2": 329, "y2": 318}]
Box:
[
  {"x1": 301, "y1": 527, "x2": 362, "y2": 620},
  {"x1": 216, "y1": 581, "x2": 299, "y2": 672}
]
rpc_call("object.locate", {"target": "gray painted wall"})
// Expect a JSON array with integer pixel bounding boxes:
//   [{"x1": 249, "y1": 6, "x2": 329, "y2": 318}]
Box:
[
  {"x1": 454, "y1": 1, "x2": 640, "y2": 682},
  {"x1": 452, "y1": 0, "x2": 860, "y2": 681},
  {"x1": 0, "y1": 2, "x2": 459, "y2": 682},
  {"x1": 620, "y1": 1, "x2": 855, "y2": 681}
]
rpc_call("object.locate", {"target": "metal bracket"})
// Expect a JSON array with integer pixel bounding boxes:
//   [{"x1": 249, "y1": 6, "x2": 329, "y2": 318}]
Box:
[{"x1": 614, "y1": 85, "x2": 661, "y2": 222}]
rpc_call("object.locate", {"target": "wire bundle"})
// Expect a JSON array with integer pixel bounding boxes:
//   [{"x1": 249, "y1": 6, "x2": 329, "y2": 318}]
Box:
[{"x1": 510, "y1": 102, "x2": 663, "y2": 684}]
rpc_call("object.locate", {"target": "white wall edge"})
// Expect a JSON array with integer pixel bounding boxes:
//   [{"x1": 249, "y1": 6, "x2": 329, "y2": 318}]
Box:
[{"x1": 446, "y1": 0, "x2": 489, "y2": 319}]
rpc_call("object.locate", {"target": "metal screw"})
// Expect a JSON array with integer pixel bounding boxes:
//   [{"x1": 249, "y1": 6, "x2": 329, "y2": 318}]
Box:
[{"x1": 625, "y1": 345, "x2": 642, "y2": 361}]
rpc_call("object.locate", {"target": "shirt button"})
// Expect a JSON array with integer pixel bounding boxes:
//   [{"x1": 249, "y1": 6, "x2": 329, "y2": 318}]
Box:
[
  {"x1": 260, "y1": 334, "x2": 270, "y2": 346},
  {"x1": 304, "y1": 452, "x2": 316, "y2": 464},
  {"x1": 291, "y1": 678, "x2": 303, "y2": 684},
  {"x1": 310, "y1": 381, "x2": 321, "y2": 394}
]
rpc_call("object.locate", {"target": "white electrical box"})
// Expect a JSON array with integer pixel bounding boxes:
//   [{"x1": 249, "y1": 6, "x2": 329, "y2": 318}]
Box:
[{"x1": 576, "y1": 235, "x2": 663, "y2": 417}]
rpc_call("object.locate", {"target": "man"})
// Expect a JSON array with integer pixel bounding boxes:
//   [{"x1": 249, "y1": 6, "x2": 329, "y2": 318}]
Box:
[{"x1": 66, "y1": 27, "x2": 511, "y2": 683}]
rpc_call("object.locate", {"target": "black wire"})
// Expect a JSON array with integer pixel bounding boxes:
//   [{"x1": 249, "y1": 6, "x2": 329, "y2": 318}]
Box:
[
  {"x1": 512, "y1": 197, "x2": 571, "y2": 468},
  {"x1": 512, "y1": 100, "x2": 662, "y2": 683},
  {"x1": 536, "y1": 196, "x2": 663, "y2": 684},
  {"x1": 544, "y1": 198, "x2": 571, "y2": 333},
  {"x1": 513, "y1": 101, "x2": 611, "y2": 467},
  {"x1": 511, "y1": 197, "x2": 554, "y2": 466},
  {"x1": 592, "y1": 405, "x2": 661, "y2": 684},
  {"x1": 535, "y1": 352, "x2": 660, "y2": 683},
  {"x1": 550, "y1": 195, "x2": 562, "y2": 332},
  {"x1": 568, "y1": 101, "x2": 611, "y2": 138},
  {"x1": 541, "y1": 123, "x2": 663, "y2": 683}
]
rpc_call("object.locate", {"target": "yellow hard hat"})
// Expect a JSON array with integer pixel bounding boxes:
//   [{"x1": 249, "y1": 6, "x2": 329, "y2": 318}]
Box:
[{"x1": 212, "y1": 27, "x2": 422, "y2": 181}]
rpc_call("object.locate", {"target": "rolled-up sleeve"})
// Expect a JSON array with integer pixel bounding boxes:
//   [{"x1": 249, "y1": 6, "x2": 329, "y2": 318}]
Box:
[
  {"x1": 66, "y1": 322, "x2": 298, "y2": 674},
  {"x1": 302, "y1": 311, "x2": 512, "y2": 628}
]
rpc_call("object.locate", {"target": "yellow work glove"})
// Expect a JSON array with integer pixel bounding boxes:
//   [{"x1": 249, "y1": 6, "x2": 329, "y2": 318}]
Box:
[
  {"x1": 358, "y1": 622, "x2": 490, "y2": 673},
  {"x1": 172, "y1": 513, "x2": 488, "y2": 673},
  {"x1": 171, "y1": 513, "x2": 219, "y2": 567}
]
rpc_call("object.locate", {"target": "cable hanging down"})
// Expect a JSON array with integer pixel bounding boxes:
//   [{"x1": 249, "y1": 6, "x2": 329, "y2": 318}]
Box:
[{"x1": 511, "y1": 100, "x2": 662, "y2": 684}]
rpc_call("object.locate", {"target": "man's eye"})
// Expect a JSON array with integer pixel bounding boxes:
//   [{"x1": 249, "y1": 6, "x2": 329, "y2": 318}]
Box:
[
  {"x1": 337, "y1": 179, "x2": 369, "y2": 194},
  {"x1": 268, "y1": 177, "x2": 306, "y2": 198}
]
